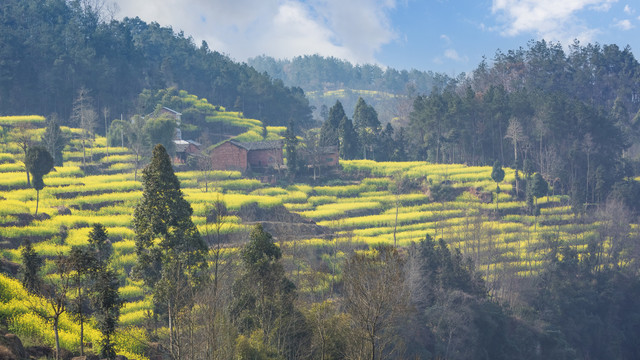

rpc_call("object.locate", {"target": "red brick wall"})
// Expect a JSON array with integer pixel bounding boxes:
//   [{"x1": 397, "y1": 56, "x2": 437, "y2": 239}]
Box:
[
  {"x1": 247, "y1": 148, "x2": 283, "y2": 169},
  {"x1": 323, "y1": 151, "x2": 339, "y2": 167},
  {"x1": 210, "y1": 142, "x2": 248, "y2": 171}
]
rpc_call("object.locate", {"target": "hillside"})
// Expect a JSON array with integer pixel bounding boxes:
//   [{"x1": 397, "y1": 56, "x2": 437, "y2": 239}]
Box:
[
  {"x1": 0, "y1": 0, "x2": 312, "y2": 130},
  {"x1": 3, "y1": 113, "x2": 640, "y2": 358}
]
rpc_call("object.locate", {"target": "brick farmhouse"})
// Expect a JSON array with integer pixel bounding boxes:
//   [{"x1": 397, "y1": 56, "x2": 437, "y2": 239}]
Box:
[{"x1": 210, "y1": 140, "x2": 283, "y2": 172}]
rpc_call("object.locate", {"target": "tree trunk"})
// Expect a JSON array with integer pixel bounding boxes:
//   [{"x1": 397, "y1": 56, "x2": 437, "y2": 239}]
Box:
[
  {"x1": 169, "y1": 299, "x2": 174, "y2": 358},
  {"x1": 82, "y1": 136, "x2": 86, "y2": 166},
  {"x1": 35, "y1": 189, "x2": 40, "y2": 216},
  {"x1": 54, "y1": 317, "x2": 60, "y2": 360},
  {"x1": 80, "y1": 319, "x2": 84, "y2": 356}
]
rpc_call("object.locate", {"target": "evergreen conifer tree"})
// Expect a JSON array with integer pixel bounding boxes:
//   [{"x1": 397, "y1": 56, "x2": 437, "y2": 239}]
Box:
[
  {"x1": 338, "y1": 115, "x2": 359, "y2": 160},
  {"x1": 20, "y1": 239, "x2": 42, "y2": 293},
  {"x1": 133, "y1": 144, "x2": 208, "y2": 286},
  {"x1": 133, "y1": 144, "x2": 208, "y2": 354},
  {"x1": 353, "y1": 97, "x2": 381, "y2": 159},
  {"x1": 320, "y1": 100, "x2": 346, "y2": 147}
]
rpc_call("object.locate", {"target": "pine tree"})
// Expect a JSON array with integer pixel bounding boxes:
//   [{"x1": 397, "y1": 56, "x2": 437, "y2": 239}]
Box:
[
  {"x1": 320, "y1": 100, "x2": 346, "y2": 147},
  {"x1": 133, "y1": 144, "x2": 208, "y2": 285},
  {"x1": 338, "y1": 115, "x2": 359, "y2": 160},
  {"x1": 133, "y1": 144, "x2": 208, "y2": 354},
  {"x1": 92, "y1": 267, "x2": 122, "y2": 360},
  {"x1": 231, "y1": 224, "x2": 309, "y2": 357},
  {"x1": 353, "y1": 97, "x2": 381, "y2": 159},
  {"x1": 20, "y1": 239, "x2": 42, "y2": 293}
]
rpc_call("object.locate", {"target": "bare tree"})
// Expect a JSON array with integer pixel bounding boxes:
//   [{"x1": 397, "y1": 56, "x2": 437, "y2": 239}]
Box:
[
  {"x1": 303, "y1": 129, "x2": 323, "y2": 181},
  {"x1": 127, "y1": 115, "x2": 148, "y2": 181},
  {"x1": 342, "y1": 246, "x2": 408, "y2": 360},
  {"x1": 38, "y1": 255, "x2": 72, "y2": 360},
  {"x1": 583, "y1": 133, "x2": 595, "y2": 203},
  {"x1": 505, "y1": 117, "x2": 525, "y2": 196},
  {"x1": 71, "y1": 87, "x2": 98, "y2": 165},
  {"x1": 103, "y1": 107, "x2": 110, "y2": 162},
  {"x1": 9, "y1": 123, "x2": 37, "y2": 185},
  {"x1": 596, "y1": 198, "x2": 635, "y2": 271}
]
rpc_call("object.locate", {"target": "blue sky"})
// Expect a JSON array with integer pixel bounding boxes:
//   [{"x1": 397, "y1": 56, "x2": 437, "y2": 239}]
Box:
[{"x1": 112, "y1": 0, "x2": 640, "y2": 75}]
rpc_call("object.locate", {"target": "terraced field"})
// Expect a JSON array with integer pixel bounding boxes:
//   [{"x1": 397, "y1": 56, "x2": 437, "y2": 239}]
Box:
[{"x1": 0, "y1": 115, "x2": 632, "y2": 357}]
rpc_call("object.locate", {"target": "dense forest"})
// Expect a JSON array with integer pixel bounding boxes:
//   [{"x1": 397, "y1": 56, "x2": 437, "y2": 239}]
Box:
[
  {"x1": 248, "y1": 54, "x2": 451, "y2": 94},
  {"x1": 283, "y1": 42, "x2": 640, "y2": 212},
  {"x1": 0, "y1": 0, "x2": 313, "y2": 129}
]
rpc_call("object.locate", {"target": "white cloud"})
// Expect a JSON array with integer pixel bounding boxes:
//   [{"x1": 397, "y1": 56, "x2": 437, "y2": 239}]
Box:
[
  {"x1": 491, "y1": 0, "x2": 618, "y2": 44},
  {"x1": 614, "y1": 19, "x2": 635, "y2": 30},
  {"x1": 440, "y1": 34, "x2": 452, "y2": 44},
  {"x1": 623, "y1": 4, "x2": 633, "y2": 14},
  {"x1": 444, "y1": 49, "x2": 468, "y2": 62},
  {"x1": 434, "y1": 48, "x2": 469, "y2": 65},
  {"x1": 112, "y1": 0, "x2": 397, "y2": 64}
]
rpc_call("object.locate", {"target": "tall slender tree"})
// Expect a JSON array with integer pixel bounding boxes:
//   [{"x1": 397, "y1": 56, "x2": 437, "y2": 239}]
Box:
[
  {"x1": 284, "y1": 120, "x2": 300, "y2": 178},
  {"x1": 338, "y1": 115, "x2": 359, "y2": 160},
  {"x1": 20, "y1": 239, "x2": 43, "y2": 294},
  {"x1": 25, "y1": 146, "x2": 54, "y2": 216},
  {"x1": 320, "y1": 100, "x2": 346, "y2": 148},
  {"x1": 42, "y1": 114, "x2": 68, "y2": 167},
  {"x1": 505, "y1": 117, "x2": 525, "y2": 196},
  {"x1": 71, "y1": 87, "x2": 98, "y2": 165},
  {"x1": 353, "y1": 97, "x2": 381, "y2": 159},
  {"x1": 133, "y1": 144, "x2": 208, "y2": 355},
  {"x1": 491, "y1": 160, "x2": 505, "y2": 211}
]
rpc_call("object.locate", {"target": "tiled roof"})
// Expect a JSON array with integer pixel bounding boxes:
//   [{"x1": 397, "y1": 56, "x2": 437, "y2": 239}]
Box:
[
  {"x1": 162, "y1": 107, "x2": 182, "y2": 116},
  {"x1": 174, "y1": 140, "x2": 189, "y2": 152},
  {"x1": 229, "y1": 140, "x2": 282, "y2": 151}
]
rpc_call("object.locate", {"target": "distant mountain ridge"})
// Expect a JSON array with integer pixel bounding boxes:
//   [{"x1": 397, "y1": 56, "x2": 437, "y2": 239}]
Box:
[{"x1": 247, "y1": 55, "x2": 452, "y2": 124}]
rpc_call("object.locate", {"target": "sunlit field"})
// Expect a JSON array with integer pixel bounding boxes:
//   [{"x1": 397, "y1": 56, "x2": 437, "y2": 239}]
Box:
[{"x1": 0, "y1": 115, "x2": 633, "y2": 358}]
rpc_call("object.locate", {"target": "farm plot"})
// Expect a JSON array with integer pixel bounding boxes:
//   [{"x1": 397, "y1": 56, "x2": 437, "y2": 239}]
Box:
[{"x1": 1, "y1": 116, "x2": 636, "y2": 357}]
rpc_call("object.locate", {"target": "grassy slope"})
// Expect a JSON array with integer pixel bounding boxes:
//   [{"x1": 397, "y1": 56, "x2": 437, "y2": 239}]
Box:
[{"x1": 0, "y1": 115, "x2": 628, "y2": 356}]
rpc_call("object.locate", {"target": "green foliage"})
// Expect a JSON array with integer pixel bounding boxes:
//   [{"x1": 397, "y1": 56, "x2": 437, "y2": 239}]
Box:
[
  {"x1": 20, "y1": 239, "x2": 43, "y2": 293},
  {"x1": 42, "y1": 115, "x2": 68, "y2": 167},
  {"x1": 92, "y1": 267, "x2": 123, "y2": 359},
  {"x1": 338, "y1": 115, "x2": 358, "y2": 160},
  {"x1": 133, "y1": 144, "x2": 208, "y2": 286},
  {"x1": 352, "y1": 97, "x2": 380, "y2": 159},
  {"x1": 320, "y1": 100, "x2": 345, "y2": 147},
  {"x1": 530, "y1": 173, "x2": 548, "y2": 199},
  {"x1": 491, "y1": 161, "x2": 505, "y2": 184},
  {"x1": 25, "y1": 145, "x2": 54, "y2": 191},
  {"x1": 143, "y1": 116, "x2": 176, "y2": 155},
  {"x1": 233, "y1": 224, "x2": 311, "y2": 358},
  {"x1": 532, "y1": 245, "x2": 640, "y2": 359}
]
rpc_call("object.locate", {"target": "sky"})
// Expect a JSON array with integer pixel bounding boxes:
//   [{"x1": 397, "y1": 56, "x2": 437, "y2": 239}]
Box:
[{"x1": 111, "y1": 0, "x2": 640, "y2": 75}]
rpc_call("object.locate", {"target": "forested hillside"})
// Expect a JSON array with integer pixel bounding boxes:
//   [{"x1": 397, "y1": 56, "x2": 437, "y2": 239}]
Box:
[
  {"x1": 0, "y1": 0, "x2": 312, "y2": 129},
  {"x1": 264, "y1": 43, "x2": 640, "y2": 212},
  {"x1": 248, "y1": 54, "x2": 451, "y2": 94}
]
